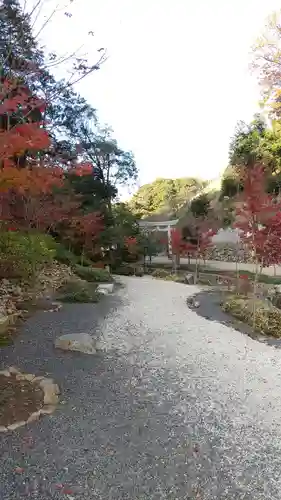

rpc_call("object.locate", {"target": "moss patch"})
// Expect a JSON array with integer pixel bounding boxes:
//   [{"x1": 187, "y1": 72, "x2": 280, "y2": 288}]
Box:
[
  {"x1": 57, "y1": 279, "x2": 101, "y2": 303},
  {"x1": 74, "y1": 265, "x2": 112, "y2": 283}
]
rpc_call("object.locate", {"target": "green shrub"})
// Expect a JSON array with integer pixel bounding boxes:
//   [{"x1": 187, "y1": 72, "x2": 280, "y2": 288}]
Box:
[
  {"x1": 113, "y1": 264, "x2": 135, "y2": 276},
  {"x1": 0, "y1": 232, "x2": 55, "y2": 280},
  {"x1": 57, "y1": 279, "x2": 101, "y2": 303},
  {"x1": 55, "y1": 243, "x2": 80, "y2": 266},
  {"x1": 54, "y1": 243, "x2": 94, "y2": 268},
  {"x1": 222, "y1": 294, "x2": 281, "y2": 337},
  {"x1": 74, "y1": 264, "x2": 112, "y2": 282},
  {"x1": 151, "y1": 269, "x2": 170, "y2": 279}
]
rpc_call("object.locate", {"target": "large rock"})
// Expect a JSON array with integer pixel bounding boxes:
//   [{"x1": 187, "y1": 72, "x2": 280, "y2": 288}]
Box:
[
  {"x1": 55, "y1": 333, "x2": 97, "y2": 355},
  {"x1": 184, "y1": 273, "x2": 194, "y2": 285},
  {"x1": 96, "y1": 283, "x2": 114, "y2": 295}
]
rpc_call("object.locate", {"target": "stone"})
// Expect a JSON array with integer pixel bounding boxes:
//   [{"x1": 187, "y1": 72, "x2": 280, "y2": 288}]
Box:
[
  {"x1": 22, "y1": 373, "x2": 36, "y2": 382},
  {"x1": 96, "y1": 283, "x2": 114, "y2": 294},
  {"x1": 8, "y1": 366, "x2": 20, "y2": 375},
  {"x1": 0, "y1": 369, "x2": 11, "y2": 377},
  {"x1": 39, "y1": 379, "x2": 59, "y2": 406},
  {"x1": 55, "y1": 333, "x2": 97, "y2": 355},
  {"x1": 53, "y1": 383, "x2": 60, "y2": 395},
  {"x1": 32, "y1": 376, "x2": 45, "y2": 384},
  {"x1": 97, "y1": 287, "x2": 109, "y2": 295},
  {"x1": 0, "y1": 425, "x2": 8, "y2": 432},
  {"x1": 27, "y1": 411, "x2": 41, "y2": 423},
  {"x1": 7, "y1": 421, "x2": 26, "y2": 431},
  {"x1": 40, "y1": 405, "x2": 56, "y2": 415},
  {"x1": 39, "y1": 377, "x2": 54, "y2": 386},
  {"x1": 184, "y1": 273, "x2": 194, "y2": 285},
  {"x1": 186, "y1": 297, "x2": 200, "y2": 308},
  {"x1": 43, "y1": 389, "x2": 59, "y2": 406}
]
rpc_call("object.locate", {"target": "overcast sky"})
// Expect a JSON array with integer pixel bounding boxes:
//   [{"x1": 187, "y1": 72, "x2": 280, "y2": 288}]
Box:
[{"x1": 24, "y1": 0, "x2": 281, "y2": 190}]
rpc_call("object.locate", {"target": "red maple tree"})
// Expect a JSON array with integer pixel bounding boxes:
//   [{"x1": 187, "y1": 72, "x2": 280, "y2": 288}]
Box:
[
  {"x1": 124, "y1": 236, "x2": 138, "y2": 253},
  {"x1": 0, "y1": 78, "x2": 49, "y2": 169},
  {"x1": 69, "y1": 212, "x2": 103, "y2": 259},
  {"x1": 234, "y1": 166, "x2": 281, "y2": 324},
  {"x1": 234, "y1": 165, "x2": 281, "y2": 270}
]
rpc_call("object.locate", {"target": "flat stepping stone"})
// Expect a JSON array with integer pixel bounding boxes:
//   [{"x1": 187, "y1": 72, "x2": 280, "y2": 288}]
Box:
[{"x1": 55, "y1": 333, "x2": 97, "y2": 354}]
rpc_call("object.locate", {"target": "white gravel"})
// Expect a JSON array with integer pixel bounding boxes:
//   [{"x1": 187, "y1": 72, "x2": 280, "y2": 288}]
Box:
[{"x1": 95, "y1": 276, "x2": 281, "y2": 499}]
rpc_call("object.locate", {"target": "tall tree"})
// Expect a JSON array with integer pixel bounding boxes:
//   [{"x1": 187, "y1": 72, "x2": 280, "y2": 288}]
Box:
[
  {"x1": 251, "y1": 10, "x2": 281, "y2": 117},
  {"x1": 224, "y1": 115, "x2": 281, "y2": 196},
  {"x1": 129, "y1": 177, "x2": 206, "y2": 218}
]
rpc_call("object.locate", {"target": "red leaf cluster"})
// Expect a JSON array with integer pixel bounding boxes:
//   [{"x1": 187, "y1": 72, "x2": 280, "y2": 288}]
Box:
[
  {"x1": 0, "y1": 78, "x2": 104, "y2": 253},
  {"x1": 69, "y1": 162, "x2": 94, "y2": 177},
  {"x1": 124, "y1": 236, "x2": 138, "y2": 254},
  {"x1": 171, "y1": 224, "x2": 215, "y2": 259},
  {"x1": 70, "y1": 212, "x2": 103, "y2": 252},
  {"x1": 0, "y1": 78, "x2": 50, "y2": 168},
  {"x1": 235, "y1": 166, "x2": 281, "y2": 267}
]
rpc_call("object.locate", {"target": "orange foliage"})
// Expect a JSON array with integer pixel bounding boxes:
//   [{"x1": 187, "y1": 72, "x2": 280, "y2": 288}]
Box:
[{"x1": 0, "y1": 78, "x2": 49, "y2": 168}]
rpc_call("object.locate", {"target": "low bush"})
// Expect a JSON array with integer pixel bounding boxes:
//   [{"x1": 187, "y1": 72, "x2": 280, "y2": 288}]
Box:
[
  {"x1": 151, "y1": 269, "x2": 170, "y2": 279},
  {"x1": 222, "y1": 294, "x2": 281, "y2": 337},
  {"x1": 57, "y1": 279, "x2": 101, "y2": 303},
  {"x1": 74, "y1": 264, "x2": 112, "y2": 282},
  {"x1": 113, "y1": 264, "x2": 144, "y2": 277},
  {"x1": 54, "y1": 243, "x2": 94, "y2": 268},
  {"x1": 54, "y1": 243, "x2": 80, "y2": 267},
  {"x1": 0, "y1": 231, "x2": 55, "y2": 280},
  {"x1": 113, "y1": 264, "x2": 135, "y2": 276},
  {"x1": 151, "y1": 269, "x2": 181, "y2": 281}
]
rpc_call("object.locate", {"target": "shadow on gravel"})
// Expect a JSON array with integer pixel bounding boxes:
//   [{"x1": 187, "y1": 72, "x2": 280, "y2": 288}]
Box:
[
  {"x1": 0, "y1": 291, "x2": 124, "y2": 373},
  {"x1": 188, "y1": 289, "x2": 281, "y2": 349}
]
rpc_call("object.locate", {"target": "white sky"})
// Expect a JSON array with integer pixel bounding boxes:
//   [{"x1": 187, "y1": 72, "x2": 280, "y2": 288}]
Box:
[{"x1": 24, "y1": 0, "x2": 281, "y2": 190}]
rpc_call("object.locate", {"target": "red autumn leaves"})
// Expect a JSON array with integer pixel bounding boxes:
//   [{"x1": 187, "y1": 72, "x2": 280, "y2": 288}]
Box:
[
  {"x1": 170, "y1": 226, "x2": 216, "y2": 260},
  {"x1": 0, "y1": 79, "x2": 49, "y2": 168},
  {"x1": 0, "y1": 77, "x2": 103, "y2": 248},
  {"x1": 234, "y1": 165, "x2": 281, "y2": 268}
]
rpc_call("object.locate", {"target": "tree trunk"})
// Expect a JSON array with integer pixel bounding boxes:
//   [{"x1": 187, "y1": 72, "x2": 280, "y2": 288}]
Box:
[{"x1": 252, "y1": 259, "x2": 260, "y2": 331}]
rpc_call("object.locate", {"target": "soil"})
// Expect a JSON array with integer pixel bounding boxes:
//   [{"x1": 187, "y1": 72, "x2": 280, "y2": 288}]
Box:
[{"x1": 0, "y1": 374, "x2": 44, "y2": 426}]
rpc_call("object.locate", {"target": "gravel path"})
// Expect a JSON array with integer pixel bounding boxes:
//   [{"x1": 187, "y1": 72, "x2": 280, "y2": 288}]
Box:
[
  {"x1": 151, "y1": 255, "x2": 281, "y2": 276},
  {"x1": 1, "y1": 276, "x2": 281, "y2": 499}
]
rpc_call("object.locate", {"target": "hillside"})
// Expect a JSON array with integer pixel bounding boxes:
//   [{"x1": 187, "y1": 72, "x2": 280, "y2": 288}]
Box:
[{"x1": 129, "y1": 177, "x2": 208, "y2": 219}]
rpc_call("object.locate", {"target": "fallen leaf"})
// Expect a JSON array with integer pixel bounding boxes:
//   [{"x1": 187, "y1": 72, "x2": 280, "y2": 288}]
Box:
[
  {"x1": 62, "y1": 487, "x2": 73, "y2": 494},
  {"x1": 14, "y1": 467, "x2": 24, "y2": 474}
]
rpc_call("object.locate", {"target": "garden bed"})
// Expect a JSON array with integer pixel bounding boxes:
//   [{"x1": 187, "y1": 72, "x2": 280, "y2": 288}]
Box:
[
  {"x1": 187, "y1": 290, "x2": 281, "y2": 348},
  {"x1": 0, "y1": 373, "x2": 44, "y2": 428}
]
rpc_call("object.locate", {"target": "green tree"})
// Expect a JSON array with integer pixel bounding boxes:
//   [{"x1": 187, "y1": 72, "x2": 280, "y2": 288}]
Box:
[
  {"x1": 190, "y1": 194, "x2": 210, "y2": 218},
  {"x1": 129, "y1": 177, "x2": 205, "y2": 218},
  {"x1": 226, "y1": 115, "x2": 281, "y2": 195}
]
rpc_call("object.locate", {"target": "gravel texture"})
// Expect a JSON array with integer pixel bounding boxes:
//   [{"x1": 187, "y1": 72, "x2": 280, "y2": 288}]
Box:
[{"x1": 1, "y1": 276, "x2": 281, "y2": 498}]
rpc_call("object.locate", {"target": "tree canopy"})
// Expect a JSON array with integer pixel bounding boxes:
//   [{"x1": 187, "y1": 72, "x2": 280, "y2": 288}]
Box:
[
  {"x1": 129, "y1": 177, "x2": 206, "y2": 218},
  {"x1": 0, "y1": 0, "x2": 139, "y2": 268}
]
